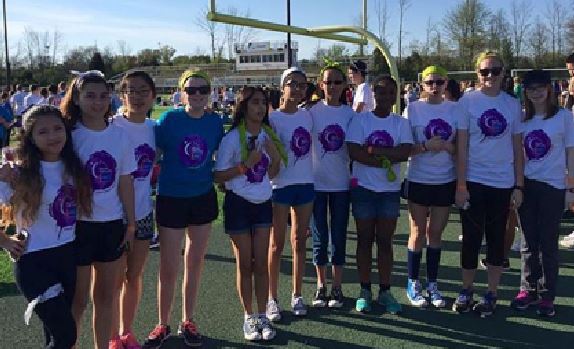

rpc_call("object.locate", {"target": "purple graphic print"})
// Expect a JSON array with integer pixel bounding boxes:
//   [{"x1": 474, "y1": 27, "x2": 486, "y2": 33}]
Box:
[
  {"x1": 49, "y1": 184, "x2": 77, "y2": 236},
  {"x1": 132, "y1": 143, "x2": 156, "y2": 179},
  {"x1": 178, "y1": 135, "x2": 208, "y2": 168},
  {"x1": 477, "y1": 108, "x2": 507, "y2": 138},
  {"x1": 319, "y1": 124, "x2": 345, "y2": 154},
  {"x1": 86, "y1": 150, "x2": 117, "y2": 190},
  {"x1": 424, "y1": 118, "x2": 453, "y2": 141},
  {"x1": 524, "y1": 129, "x2": 551, "y2": 160},
  {"x1": 290, "y1": 126, "x2": 311, "y2": 160},
  {"x1": 366, "y1": 130, "x2": 394, "y2": 147},
  {"x1": 246, "y1": 153, "x2": 270, "y2": 183}
]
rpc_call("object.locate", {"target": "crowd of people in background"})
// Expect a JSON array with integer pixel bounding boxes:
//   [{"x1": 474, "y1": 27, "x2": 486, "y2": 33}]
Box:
[{"x1": 0, "y1": 51, "x2": 574, "y2": 349}]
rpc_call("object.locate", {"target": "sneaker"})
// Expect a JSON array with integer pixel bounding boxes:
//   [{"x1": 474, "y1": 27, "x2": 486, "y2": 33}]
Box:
[
  {"x1": 109, "y1": 337, "x2": 124, "y2": 349},
  {"x1": 258, "y1": 316, "x2": 276, "y2": 341},
  {"x1": 355, "y1": 288, "x2": 372, "y2": 313},
  {"x1": 406, "y1": 279, "x2": 428, "y2": 307},
  {"x1": 179, "y1": 320, "x2": 202, "y2": 347},
  {"x1": 291, "y1": 296, "x2": 307, "y2": 316},
  {"x1": 142, "y1": 324, "x2": 170, "y2": 349},
  {"x1": 473, "y1": 292, "x2": 497, "y2": 318},
  {"x1": 328, "y1": 287, "x2": 344, "y2": 308},
  {"x1": 121, "y1": 331, "x2": 142, "y2": 349},
  {"x1": 312, "y1": 287, "x2": 328, "y2": 307},
  {"x1": 426, "y1": 282, "x2": 446, "y2": 308},
  {"x1": 243, "y1": 315, "x2": 262, "y2": 341},
  {"x1": 452, "y1": 289, "x2": 474, "y2": 313},
  {"x1": 378, "y1": 290, "x2": 402, "y2": 314},
  {"x1": 149, "y1": 234, "x2": 159, "y2": 249},
  {"x1": 537, "y1": 299, "x2": 556, "y2": 317},
  {"x1": 510, "y1": 290, "x2": 540, "y2": 311},
  {"x1": 511, "y1": 231, "x2": 521, "y2": 252},
  {"x1": 266, "y1": 299, "x2": 282, "y2": 322},
  {"x1": 560, "y1": 231, "x2": 574, "y2": 248}
]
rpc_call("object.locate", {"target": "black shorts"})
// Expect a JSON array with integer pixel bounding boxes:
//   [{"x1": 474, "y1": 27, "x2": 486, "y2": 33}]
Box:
[
  {"x1": 401, "y1": 180, "x2": 456, "y2": 207},
  {"x1": 223, "y1": 190, "x2": 272, "y2": 233},
  {"x1": 156, "y1": 187, "x2": 219, "y2": 228},
  {"x1": 74, "y1": 220, "x2": 126, "y2": 266}
]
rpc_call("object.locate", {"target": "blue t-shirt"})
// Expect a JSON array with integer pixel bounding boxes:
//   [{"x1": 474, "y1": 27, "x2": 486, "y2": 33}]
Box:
[
  {"x1": 155, "y1": 109, "x2": 224, "y2": 197},
  {"x1": 0, "y1": 102, "x2": 13, "y2": 142}
]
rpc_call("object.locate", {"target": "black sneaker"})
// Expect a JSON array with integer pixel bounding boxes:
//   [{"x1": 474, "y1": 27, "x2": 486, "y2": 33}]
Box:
[
  {"x1": 142, "y1": 324, "x2": 170, "y2": 349},
  {"x1": 179, "y1": 320, "x2": 202, "y2": 347},
  {"x1": 473, "y1": 291, "x2": 497, "y2": 318},
  {"x1": 328, "y1": 287, "x2": 344, "y2": 308},
  {"x1": 452, "y1": 289, "x2": 475, "y2": 313},
  {"x1": 537, "y1": 299, "x2": 556, "y2": 317},
  {"x1": 312, "y1": 286, "x2": 328, "y2": 307}
]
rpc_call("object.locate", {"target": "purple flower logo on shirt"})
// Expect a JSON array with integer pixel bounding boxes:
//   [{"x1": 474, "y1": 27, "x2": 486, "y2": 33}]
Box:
[
  {"x1": 178, "y1": 135, "x2": 208, "y2": 168},
  {"x1": 246, "y1": 153, "x2": 270, "y2": 183},
  {"x1": 132, "y1": 143, "x2": 155, "y2": 179},
  {"x1": 524, "y1": 129, "x2": 551, "y2": 160},
  {"x1": 85, "y1": 150, "x2": 117, "y2": 190},
  {"x1": 366, "y1": 130, "x2": 394, "y2": 147},
  {"x1": 478, "y1": 108, "x2": 507, "y2": 138},
  {"x1": 49, "y1": 184, "x2": 77, "y2": 236},
  {"x1": 424, "y1": 118, "x2": 453, "y2": 141},
  {"x1": 290, "y1": 126, "x2": 311, "y2": 160},
  {"x1": 319, "y1": 124, "x2": 345, "y2": 154}
]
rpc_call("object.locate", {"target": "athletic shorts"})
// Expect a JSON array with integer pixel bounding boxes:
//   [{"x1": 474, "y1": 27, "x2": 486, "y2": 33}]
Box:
[
  {"x1": 74, "y1": 220, "x2": 126, "y2": 266},
  {"x1": 156, "y1": 187, "x2": 219, "y2": 228},
  {"x1": 272, "y1": 184, "x2": 315, "y2": 206},
  {"x1": 223, "y1": 190, "x2": 272, "y2": 234},
  {"x1": 401, "y1": 180, "x2": 456, "y2": 207}
]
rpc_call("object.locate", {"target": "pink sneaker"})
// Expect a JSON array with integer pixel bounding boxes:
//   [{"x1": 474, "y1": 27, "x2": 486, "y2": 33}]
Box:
[
  {"x1": 121, "y1": 331, "x2": 142, "y2": 349},
  {"x1": 108, "y1": 337, "x2": 124, "y2": 349}
]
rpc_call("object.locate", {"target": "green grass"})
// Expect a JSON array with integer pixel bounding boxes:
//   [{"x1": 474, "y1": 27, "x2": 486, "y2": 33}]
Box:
[{"x1": 1, "y1": 198, "x2": 573, "y2": 348}]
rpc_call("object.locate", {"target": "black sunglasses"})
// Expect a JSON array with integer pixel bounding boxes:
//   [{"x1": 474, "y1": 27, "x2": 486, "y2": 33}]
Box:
[
  {"x1": 184, "y1": 86, "x2": 210, "y2": 95},
  {"x1": 478, "y1": 67, "x2": 503, "y2": 77},
  {"x1": 423, "y1": 80, "x2": 446, "y2": 86},
  {"x1": 322, "y1": 80, "x2": 344, "y2": 86}
]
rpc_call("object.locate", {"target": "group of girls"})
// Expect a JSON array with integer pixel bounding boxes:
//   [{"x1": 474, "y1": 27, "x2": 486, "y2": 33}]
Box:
[{"x1": 0, "y1": 49, "x2": 571, "y2": 349}]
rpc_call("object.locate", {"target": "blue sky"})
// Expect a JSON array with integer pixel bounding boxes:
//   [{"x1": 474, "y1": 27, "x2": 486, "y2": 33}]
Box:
[{"x1": 3, "y1": 0, "x2": 550, "y2": 60}]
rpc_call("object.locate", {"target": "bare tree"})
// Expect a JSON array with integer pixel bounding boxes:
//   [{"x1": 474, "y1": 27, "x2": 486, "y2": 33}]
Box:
[
  {"x1": 529, "y1": 15, "x2": 548, "y2": 64},
  {"x1": 510, "y1": 0, "x2": 531, "y2": 57},
  {"x1": 225, "y1": 7, "x2": 257, "y2": 60},
  {"x1": 424, "y1": 17, "x2": 436, "y2": 56},
  {"x1": 398, "y1": 0, "x2": 411, "y2": 66},
  {"x1": 116, "y1": 40, "x2": 132, "y2": 58},
  {"x1": 545, "y1": 0, "x2": 569, "y2": 64},
  {"x1": 487, "y1": 9, "x2": 510, "y2": 52},
  {"x1": 23, "y1": 27, "x2": 39, "y2": 68},
  {"x1": 51, "y1": 29, "x2": 63, "y2": 65},
  {"x1": 194, "y1": 5, "x2": 224, "y2": 61},
  {"x1": 374, "y1": 0, "x2": 391, "y2": 49}
]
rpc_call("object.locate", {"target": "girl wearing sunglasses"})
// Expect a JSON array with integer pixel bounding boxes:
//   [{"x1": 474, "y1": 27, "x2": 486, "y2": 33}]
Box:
[
  {"x1": 454, "y1": 51, "x2": 524, "y2": 317},
  {"x1": 403, "y1": 66, "x2": 457, "y2": 309},
  {"x1": 144, "y1": 70, "x2": 224, "y2": 348}
]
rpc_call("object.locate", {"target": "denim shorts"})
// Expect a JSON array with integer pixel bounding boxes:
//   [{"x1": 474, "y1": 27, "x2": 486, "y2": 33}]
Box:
[
  {"x1": 351, "y1": 186, "x2": 400, "y2": 220},
  {"x1": 272, "y1": 183, "x2": 315, "y2": 206},
  {"x1": 224, "y1": 190, "x2": 272, "y2": 234}
]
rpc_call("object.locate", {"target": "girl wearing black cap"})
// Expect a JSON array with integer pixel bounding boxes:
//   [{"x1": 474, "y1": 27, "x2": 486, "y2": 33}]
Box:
[
  {"x1": 510, "y1": 69, "x2": 574, "y2": 318},
  {"x1": 348, "y1": 60, "x2": 374, "y2": 113}
]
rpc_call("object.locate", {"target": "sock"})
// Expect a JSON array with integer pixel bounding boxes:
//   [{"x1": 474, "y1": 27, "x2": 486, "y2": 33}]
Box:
[
  {"x1": 407, "y1": 249, "x2": 423, "y2": 280},
  {"x1": 426, "y1": 247, "x2": 442, "y2": 282},
  {"x1": 360, "y1": 282, "x2": 371, "y2": 291},
  {"x1": 379, "y1": 284, "x2": 391, "y2": 292}
]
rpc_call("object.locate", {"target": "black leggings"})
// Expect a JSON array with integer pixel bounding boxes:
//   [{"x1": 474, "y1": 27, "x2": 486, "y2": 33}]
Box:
[
  {"x1": 460, "y1": 182, "x2": 512, "y2": 269},
  {"x1": 15, "y1": 243, "x2": 77, "y2": 349}
]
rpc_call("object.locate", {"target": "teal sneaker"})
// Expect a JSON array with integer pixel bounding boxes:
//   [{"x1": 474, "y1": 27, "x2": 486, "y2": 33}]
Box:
[
  {"x1": 355, "y1": 288, "x2": 372, "y2": 313},
  {"x1": 378, "y1": 290, "x2": 402, "y2": 314}
]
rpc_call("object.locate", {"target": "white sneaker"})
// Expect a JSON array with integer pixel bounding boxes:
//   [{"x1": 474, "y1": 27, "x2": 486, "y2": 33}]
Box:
[
  {"x1": 511, "y1": 235, "x2": 521, "y2": 252},
  {"x1": 291, "y1": 296, "x2": 307, "y2": 316},
  {"x1": 258, "y1": 316, "x2": 276, "y2": 341},
  {"x1": 266, "y1": 299, "x2": 282, "y2": 322},
  {"x1": 560, "y1": 232, "x2": 574, "y2": 248},
  {"x1": 243, "y1": 315, "x2": 261, "y2": 341}
]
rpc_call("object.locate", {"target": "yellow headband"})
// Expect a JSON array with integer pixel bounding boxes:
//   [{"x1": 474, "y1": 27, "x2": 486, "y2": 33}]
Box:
[
  {"x1": 179, "y1": 69, "x2": 210, "y2": 89},
  {"x1": 421, "y1": 65, "x2": 448, "y2": 79}
]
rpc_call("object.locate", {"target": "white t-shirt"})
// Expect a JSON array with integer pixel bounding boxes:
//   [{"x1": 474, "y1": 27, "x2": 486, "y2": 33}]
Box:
[
  {"x1": 0, "y1": 161, "x2": 77, "y2": 254},
  {"x1": 310, "y1": 101, "x2": 354, "y2": 191},
  {"x1": 522, "y1": 108, "x2": 574, "y2": 189},
  {"x1": 72, "y1": 122, "x2": 137, "y2": 221},
  {"x1": 458, "y1": 90, "x2": 522, "y2": 188},
  {"x1": 405, "y1": 100, "x2": 459, "y2": 184},
  {"x1": 10, "y1": 90, "x2": 26, "y2": 115},
  {"x1": 112, "y1": 116, "x2": 156, "y2": 220},
  {"x1": 23, "y1": 94, "x2": 43, "y2": 109},
  {"x1": 269, "y1": 108, "x2": 314, "y2": 189},
  {"x1": 215, "y1": 128, "x2": 273, "y2": 203},
  {"x1": 346, "y1": 112, "x2": 413, "y2": 192},
  {"x1": 353, "y1": 82, "x2": 374, "y2": 112}
]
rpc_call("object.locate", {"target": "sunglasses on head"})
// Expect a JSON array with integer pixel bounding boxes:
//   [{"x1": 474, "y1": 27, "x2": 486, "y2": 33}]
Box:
[
  {"x1": 184, "y1": 86, "x2": 210, "y2": 95},
  {"x1": 322, "y1": 80, "x2": 344, "y2": 86},
  {"x1": 478, "y1": 67, "x2": 503, "y2": 77},
  {"x1": 423, "y1": 79, "x2": 446, "y2": 86}
]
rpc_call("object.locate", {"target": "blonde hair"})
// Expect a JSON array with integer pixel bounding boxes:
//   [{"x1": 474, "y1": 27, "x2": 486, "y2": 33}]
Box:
[
  {"x1": 475, "y1": 50, "x2": 504, "y2": 70},
  {"x1": 179, "y1": 69, "x2": 210, "y2": 89}
]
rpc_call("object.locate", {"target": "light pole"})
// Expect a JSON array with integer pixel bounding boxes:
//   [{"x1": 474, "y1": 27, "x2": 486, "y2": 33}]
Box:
[
  {"x1": 286, "y1": 0, "x2": 291, "y2": 67},
  {"x1": 2, "y1": 0, "x2": 10, "y2": 88}
]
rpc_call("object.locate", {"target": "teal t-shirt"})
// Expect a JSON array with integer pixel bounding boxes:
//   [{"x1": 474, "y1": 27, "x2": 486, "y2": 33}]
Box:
[{"x1": 155, "y1": 109, "x2": 224, "y2": 197}]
